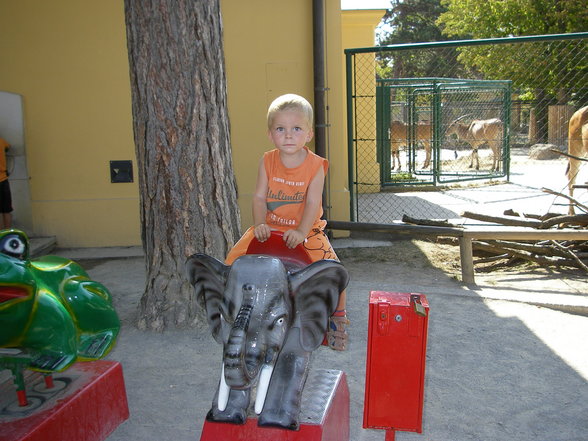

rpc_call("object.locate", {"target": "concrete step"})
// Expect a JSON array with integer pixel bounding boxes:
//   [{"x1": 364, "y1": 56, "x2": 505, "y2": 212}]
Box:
[{"x1": 29, "y1": 236, "x2": 57, "y2": 258}]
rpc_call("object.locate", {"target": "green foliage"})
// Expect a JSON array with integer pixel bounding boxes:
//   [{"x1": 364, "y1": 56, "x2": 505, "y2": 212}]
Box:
[
  {"x1": 437, "y1": 0, "x2": 588, "y2": 101},
  {"x1": 378, "y1": 0, "x2": 446, "y2": 46},
  {"x1": 438, "y1": 0, "x2": 588, "y2": 38},
  {"x1": 377, "y1": 0, "x2": 466, "y2": 79},
  {"x1": 390, "y1": 172, "x2": 415, "y2": 181}
]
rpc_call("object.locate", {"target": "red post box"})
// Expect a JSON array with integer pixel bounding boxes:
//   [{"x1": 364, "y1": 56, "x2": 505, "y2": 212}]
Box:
[{"x1": 363, "y1": 291, "x2": 429, "y2": 440}]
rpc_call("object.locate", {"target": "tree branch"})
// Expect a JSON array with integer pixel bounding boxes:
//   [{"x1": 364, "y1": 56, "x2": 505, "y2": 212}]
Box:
[
  {"x1": 541, "y1": 187, "x2": 588, "y2": 214},
  {"x1": 550, "y1": 148, "x2": 588, "y2": 162},
  {"x1": 550, "y1": 240, "x2": 588, "y2": 272}
]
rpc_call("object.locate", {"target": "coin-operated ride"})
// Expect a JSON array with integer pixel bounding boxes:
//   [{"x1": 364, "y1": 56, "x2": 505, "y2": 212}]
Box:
[
  {"x1": 187, "y1": 231, "x2": 350, "y2": 440},
  {"x1": 0, "y1": 229, "x2": 120, "y2": 406}
]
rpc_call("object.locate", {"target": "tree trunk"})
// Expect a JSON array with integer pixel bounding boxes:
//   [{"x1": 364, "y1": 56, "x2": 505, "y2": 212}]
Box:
[{"x1": 124, "y1": 0, "x2": 241, "y2": 331}]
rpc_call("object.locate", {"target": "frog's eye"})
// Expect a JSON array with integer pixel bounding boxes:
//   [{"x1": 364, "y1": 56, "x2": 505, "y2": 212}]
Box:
[{"x1": 0, "y1": 234, "x2": 27, "y2": 259}]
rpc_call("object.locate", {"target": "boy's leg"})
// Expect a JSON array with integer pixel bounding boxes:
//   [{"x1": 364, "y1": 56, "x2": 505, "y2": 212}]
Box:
[
  {"x1": 0, "y1": 180, "x2": 12, "y2": 229},
  {"x1": 328, "y1": 309, "x2": 350, "y2": 351},
  {"x1": 304, "y1": 228, "x2": 349, "y2": 351},
  {"x1": 2, "y1": 212, "x2": 11, "y2": 229}
]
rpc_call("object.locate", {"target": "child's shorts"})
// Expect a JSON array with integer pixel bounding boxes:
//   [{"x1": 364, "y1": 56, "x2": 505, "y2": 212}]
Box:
[
  {"x1": 0, "y1": 180, "x2": 13, "y2": 214},
  {"x1": 225, "y1": 226, "x2": 338, "y2": 265}
]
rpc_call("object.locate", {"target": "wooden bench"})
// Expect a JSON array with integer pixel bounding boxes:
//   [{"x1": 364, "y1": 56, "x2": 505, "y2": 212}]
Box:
[
  {"x1": 458, "y1": 226, "x2": 588, "y2": 284},
  {"x1": 327, "y1": 220, "x2": 588, "y2": 285}
]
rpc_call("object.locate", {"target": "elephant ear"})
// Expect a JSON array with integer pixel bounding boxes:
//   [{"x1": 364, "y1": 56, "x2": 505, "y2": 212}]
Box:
[
  {"x1": 289, "y1": 260, "x2": 349, "y2": 352},
  {"x1": 186, "y1": 253, "x2": 230, "y2": 343}
]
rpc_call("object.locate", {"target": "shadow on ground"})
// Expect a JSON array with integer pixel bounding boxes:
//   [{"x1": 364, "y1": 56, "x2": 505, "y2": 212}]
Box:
[{"x1": 74, "y1": 239, "x2": 588, "y2": 441}]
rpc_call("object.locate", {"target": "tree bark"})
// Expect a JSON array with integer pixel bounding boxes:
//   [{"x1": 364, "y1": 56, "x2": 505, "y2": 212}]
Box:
[{"x1": 124, "y1": 0, "x2": 241, "y2": 331}]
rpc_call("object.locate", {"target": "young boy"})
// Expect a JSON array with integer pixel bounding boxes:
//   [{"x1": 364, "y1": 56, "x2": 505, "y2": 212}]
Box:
[
  {"x1": 225, "y1": 94, "x2": 349, "y2": 351},
  {"x1": 0, "y1": 136, "x2": 12, "y2": 229}
]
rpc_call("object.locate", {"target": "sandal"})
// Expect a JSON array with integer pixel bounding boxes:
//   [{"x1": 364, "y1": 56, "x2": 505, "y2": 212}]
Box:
[{"x1": 327, "y1": 314, "x2": 350, "y2": 351}]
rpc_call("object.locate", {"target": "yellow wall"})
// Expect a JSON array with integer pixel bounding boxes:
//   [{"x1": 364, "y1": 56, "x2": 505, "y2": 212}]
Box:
[
  {"x1": 221, "y1": 0, "x2": 351, "y2": 231},
  {"x1": 0, "y1": 1, "x2": 384, "y2": 248},
  {"x1": 0, "y1": 1, "x2": 139, "y2": 247},
  {"x1": 342, "y1": 10, "x2": 386, "y2": 194},
  {"x1": 221, "y1": 0, "x2": 313, "y2": 230}
]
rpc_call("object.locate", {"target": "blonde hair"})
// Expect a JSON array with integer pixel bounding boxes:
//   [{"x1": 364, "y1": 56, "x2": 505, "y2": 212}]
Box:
[{"x1": 267, "y1": 94, "x2": 313, "y2": 129}]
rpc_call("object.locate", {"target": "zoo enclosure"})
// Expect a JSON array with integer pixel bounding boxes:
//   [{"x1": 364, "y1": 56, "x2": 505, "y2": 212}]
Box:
[
  {"x1": 376, "y1": 77, "x2": 511, "y2": 186},
  {"x1": 346, "y1": 32, "x2": 588, "y2": 223}
]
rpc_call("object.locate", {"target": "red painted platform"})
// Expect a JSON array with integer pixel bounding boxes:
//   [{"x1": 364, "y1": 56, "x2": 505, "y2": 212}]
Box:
[
  {"x1": 0, "y1": 360, "x2": 129, "y2": 441},
  {"x1": 200, "y1": 369, "x2": 349, "y2": 441}
]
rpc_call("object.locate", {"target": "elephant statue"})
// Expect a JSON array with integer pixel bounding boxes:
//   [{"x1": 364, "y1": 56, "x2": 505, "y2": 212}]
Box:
[{"x1": 186, "y1": 252, "x2": 349, "y2": 430}]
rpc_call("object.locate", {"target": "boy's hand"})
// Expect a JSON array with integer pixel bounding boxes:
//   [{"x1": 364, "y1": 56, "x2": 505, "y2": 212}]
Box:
[
  {"x1": 253, "y1": 223, "x2": 271, "y2": 242},
  {"x1": 283, "y1": 229, "x2": 306, "y2": 249}
]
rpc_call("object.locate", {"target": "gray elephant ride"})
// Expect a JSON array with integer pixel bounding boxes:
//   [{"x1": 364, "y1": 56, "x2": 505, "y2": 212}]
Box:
[{"x1": 187, "y1": 230, "x2": 350, "y2": 440}]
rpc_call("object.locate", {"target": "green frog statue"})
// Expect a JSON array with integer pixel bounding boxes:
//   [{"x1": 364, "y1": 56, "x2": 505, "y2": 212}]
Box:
[{"x1": 0, "y1": 229, "x2": 120, "y2": 385}]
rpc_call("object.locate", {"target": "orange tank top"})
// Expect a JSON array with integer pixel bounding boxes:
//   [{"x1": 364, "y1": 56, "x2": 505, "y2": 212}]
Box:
[{"x1": 263, "y1": 147, "x2": 328, "y2": 231}]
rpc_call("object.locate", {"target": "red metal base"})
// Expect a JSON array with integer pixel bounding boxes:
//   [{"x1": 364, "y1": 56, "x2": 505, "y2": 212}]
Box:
[
  {"x1": 363, "y1": 291, "x2": 429, "y2": 439},
  {"x1": 0, "y1": 360, "x2": 129, "y2": 441},
  {"x1": 200, "y1": 370, "x2": 349, "y2": 441}
]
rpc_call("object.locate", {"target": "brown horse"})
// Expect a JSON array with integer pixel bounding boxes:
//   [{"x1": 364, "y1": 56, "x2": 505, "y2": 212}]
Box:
[
  {"x1": 390, "y1": 121, "x2": 433, "y2": 170},
  {"x1": 566, "y1": 106, "x2": 588, "y2": 214}
]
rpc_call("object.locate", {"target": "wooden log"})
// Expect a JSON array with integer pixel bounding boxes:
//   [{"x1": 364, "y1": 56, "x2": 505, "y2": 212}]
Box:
[
  {"x1": 483, "y1": 239, "x2": 568, "y2": 257},
  {"x1": 476, "y1": 260, "x2": 518, "y2": 272},
  {"x1": 528, "y1": 108, "x2": 538, "y2": 144},
  {"x1": 472, "y1": 240, "x2": 578, "y2": 268},
  {"x1": 461, "y1": 211, "x2": 542, "y2": 228},
  {"x1": 474, "y1": 253, "x2": 510, "y2": 264},
  {"x1": 401, "y1": 214, "x2": 462, "y2": 228},
  {"x1": 539, "y1": 214, "x2": 588, "y2": 228},
  {"x1": 326, "y1": 220, "x2": 464, "y2": 237},
  {"x1": 548, "y1": 104, "x2": 575, "y2": 145},
  {"x1": 503, "y1": 209, "x2": 563, "y2": 221}
]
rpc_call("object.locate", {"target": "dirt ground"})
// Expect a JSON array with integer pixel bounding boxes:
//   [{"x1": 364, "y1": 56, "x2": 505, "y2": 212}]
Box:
[
  {"x1": 93, "y1": 238, "x2": 587, "y2": 441},
  {"x1": 335, "y1": 237, "x2": 587, "y2": 291},
  {"x1": 337, "y1": 239, "x2": 462, "y2": 275}
]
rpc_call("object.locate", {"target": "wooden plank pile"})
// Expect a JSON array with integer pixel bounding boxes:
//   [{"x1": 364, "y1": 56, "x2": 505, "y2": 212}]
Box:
[{"x1": 403, "y1": 189, "x2": 588, "y2": 274}]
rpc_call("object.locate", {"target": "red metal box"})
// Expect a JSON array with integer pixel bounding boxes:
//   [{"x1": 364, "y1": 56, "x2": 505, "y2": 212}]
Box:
[{"x1": 363, "y1": 291, "x2": 429, "y2": 436}]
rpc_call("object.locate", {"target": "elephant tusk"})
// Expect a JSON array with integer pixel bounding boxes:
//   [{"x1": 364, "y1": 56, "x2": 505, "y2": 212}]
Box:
[
  {"x1": 254, "y1": 364, "x2": 273, "y2": 414},
  {"x1": 218, "y1": 364, "x2": 230, "y2": 412}
]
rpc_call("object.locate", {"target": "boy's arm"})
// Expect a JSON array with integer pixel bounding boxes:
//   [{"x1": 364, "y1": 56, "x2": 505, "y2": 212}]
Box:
[
  {"x1": 283, "y1": 166, "x2": 325, "y2": 249},
  {"x1": 252, "y1": 158, "x2": 271, "y2": 242},
  {"x1": 0, "y1": 138, "x2": 9, "y2": 151}
]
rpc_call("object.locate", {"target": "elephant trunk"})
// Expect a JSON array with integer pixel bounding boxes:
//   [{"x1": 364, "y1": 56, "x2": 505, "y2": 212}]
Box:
[{"x1": 223, "y1": 301, "x2": 261, "y2": 389}]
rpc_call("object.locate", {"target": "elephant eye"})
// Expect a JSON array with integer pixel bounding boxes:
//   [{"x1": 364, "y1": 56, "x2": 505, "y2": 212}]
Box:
[{"x1": 270, "y1": 315, "x2": 287, "y2": 330}]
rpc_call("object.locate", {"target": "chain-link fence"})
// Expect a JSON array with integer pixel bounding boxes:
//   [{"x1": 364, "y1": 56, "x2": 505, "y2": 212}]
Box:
[{"x1": 346, "y1": 33, "x2": 588, "y2": 223}]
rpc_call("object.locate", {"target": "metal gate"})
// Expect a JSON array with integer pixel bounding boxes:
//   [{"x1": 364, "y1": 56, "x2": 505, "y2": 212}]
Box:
[
  {"x1": 346, "y1": 32, "x2": 588, "y2": 223},
  {"x1": 377, "y1": 78, "x2": 511, "y2": 187}
]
